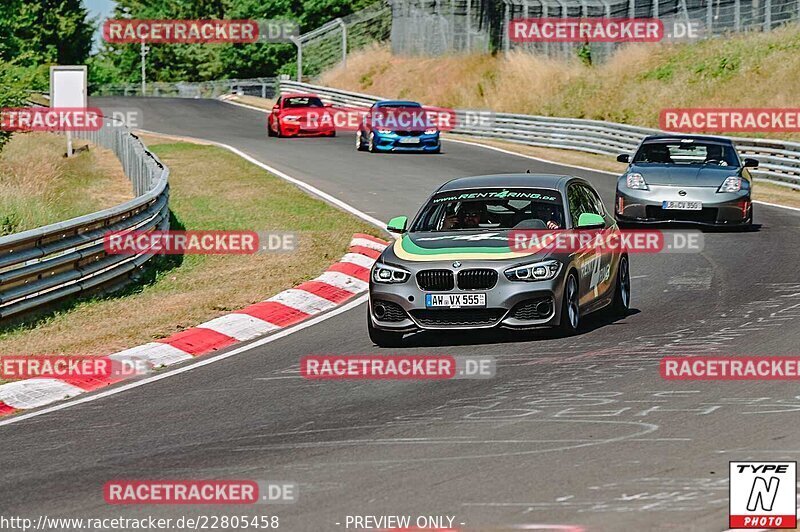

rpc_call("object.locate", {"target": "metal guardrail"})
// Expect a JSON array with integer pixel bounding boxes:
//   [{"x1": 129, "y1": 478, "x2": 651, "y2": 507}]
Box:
[
  {"x1": 0, "y1": 116, "x2": 170, "y2": 320},
  {"x1": 280, "y1": 80, "x2": 800, "y2": 188},
  {"x1": 95, "y1": 78, "x2": 278, "y2": 99}
]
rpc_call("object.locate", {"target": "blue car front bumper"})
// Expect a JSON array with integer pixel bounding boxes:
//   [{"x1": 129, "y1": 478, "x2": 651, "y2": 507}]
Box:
[{"x1": 373, "y1": 132, "x2": 440, "y2": 152}]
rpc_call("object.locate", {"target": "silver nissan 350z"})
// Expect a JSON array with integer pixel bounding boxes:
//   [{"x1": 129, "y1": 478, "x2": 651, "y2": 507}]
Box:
[
  {"x1": 614, "y1": 134, "x2": 758, "y2": 227},
  {"x1": 367, "y1": 174, "x2": 631, "y2": 347}
]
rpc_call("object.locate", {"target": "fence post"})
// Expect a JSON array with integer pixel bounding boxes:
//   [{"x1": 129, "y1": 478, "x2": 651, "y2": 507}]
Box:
[
  {"x1": 706, "y1": 0, "x2": 712, "y2": 35},
  {"x1": 734, "y1": 0, "x2": 741, "y2": 30},
  {"x1": 629, "y1": 0, "x2": 636, "y2": 18},
  {"x1": 292, "y1": 36, "x2": 303, "y2": 82},
  {"x1": 337, "y1": 18, "x2": 347, "y2": 68},
  {"x1": 654, "y1": 0, "x2": 659, "y2": 18},
  {"x1": 504, "y1": 0, "x2": 511, "y2": 54},
  {"x1": 764, "y1": 0, "x2": 772, "y2": 30},
  {"x1": 466, "y1": 0, "x2": 472, "y2": 51}
]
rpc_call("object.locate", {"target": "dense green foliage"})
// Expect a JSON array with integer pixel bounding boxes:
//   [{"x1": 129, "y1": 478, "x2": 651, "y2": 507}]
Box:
[{"x1": 92, "y1": 0, "x2": 377, "y2": 88}]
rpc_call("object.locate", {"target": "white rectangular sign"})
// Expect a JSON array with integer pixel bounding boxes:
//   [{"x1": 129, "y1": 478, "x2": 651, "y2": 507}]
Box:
[{"x1": 50, "y1": 66, "x2": 88, "y2": 109}]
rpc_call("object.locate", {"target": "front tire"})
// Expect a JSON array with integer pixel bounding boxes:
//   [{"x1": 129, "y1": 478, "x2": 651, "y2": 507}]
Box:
[
  {"x1": 356, "y1": 130, "x2": 365, "y2": 151},
  {"x1": 558, "y1": 271, "x2": 580, "y2": 335},
  {"x1": 611, "y1": 254, "x2": 631, "y2": 316},
  {"x1": 367, "y1": 312, "x2": 404, "y2": 347},
  {"x1": 368, "y1": 132, "x2": 378, "y2": 153}
]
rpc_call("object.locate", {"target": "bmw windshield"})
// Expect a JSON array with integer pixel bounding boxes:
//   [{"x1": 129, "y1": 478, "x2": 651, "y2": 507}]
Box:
[{"x1": 411, "y1": 188, "x2": 565, "y2": 231}]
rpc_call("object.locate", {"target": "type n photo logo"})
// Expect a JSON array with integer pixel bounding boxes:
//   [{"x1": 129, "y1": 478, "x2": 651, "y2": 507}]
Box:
[{"x1": 729, "y1": 461, "x2": 797, "y2": 529}]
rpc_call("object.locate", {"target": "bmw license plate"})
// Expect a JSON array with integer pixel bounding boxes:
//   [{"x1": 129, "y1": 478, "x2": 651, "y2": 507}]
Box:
[
  {"x1": 425, "y1": 293, "x2": 486, "y2": 309},
  {"x1": 398, "y1": 137, "x2": 421, "y2": 144},
  {"x1": 662, "y1": 200, "x2": 702, "y2": 210}
]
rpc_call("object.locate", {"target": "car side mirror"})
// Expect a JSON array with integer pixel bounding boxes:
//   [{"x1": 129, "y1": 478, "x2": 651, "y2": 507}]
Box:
[
  {"x1": 577, "y1": 213, "x2": 606, "y2": 229},
  {"x1": 272, "y1": 105, "x2": 279, "y2": 111},
  {"x1": 616, "y1": 154, "x2": 630, "y2": 163},
  {"x1": 387, "y1": 216, "x2": 408, "y2": 233},
  {"x1": 324, "y1": 102, "x2": 333, "y2": 108},
  {"x1": 744, "y1": 158, "x2": 759, "y2": 168}
]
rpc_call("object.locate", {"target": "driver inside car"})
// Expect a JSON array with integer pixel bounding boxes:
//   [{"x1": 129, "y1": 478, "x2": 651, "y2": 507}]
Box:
[{"x1": 442, "y1": 202, "x2": 486, "y2": 230}]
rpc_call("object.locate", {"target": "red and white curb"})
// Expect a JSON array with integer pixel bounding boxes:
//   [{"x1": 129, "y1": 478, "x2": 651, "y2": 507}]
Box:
[{"x1": 0, "y1": 233, "x2": 387, "y2": 417}]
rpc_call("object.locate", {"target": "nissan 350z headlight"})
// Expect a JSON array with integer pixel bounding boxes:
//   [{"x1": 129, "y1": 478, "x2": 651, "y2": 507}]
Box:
[
  {"x1": 372, "y1": 262, "x2": 410, "y2": 284},
  {"x1": 505, "y1": 260, "x2": 562, "y2": 282},
  {"x1": 717, "y1": 176, "x2": 744, "y2": 193},
  {"x1": 626, "y1": 172, "x2": 649, "y2": 190}
]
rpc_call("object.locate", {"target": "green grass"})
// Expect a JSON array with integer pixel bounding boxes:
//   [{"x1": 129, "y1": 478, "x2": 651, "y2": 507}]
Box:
[{"x1": 0, "y1": 137, "x2": 380, "y2": 356}]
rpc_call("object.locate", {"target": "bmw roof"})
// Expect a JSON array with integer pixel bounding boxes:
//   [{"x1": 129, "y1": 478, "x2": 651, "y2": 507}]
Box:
[{"x1": 437, "y1": 174, "x2": 572, "y2": 192}]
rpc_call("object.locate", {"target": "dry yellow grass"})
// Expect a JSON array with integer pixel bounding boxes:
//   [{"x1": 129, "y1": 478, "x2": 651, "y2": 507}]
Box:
[
  {"x1": 321, "y1": 26, "x2": 800, "y2": 139},
  {"x1": 0, "y1": 132, "x2": 132, "y2": 235},
  {"x1": 0, "y1": 134, "x2": 377, "y2": 355}
]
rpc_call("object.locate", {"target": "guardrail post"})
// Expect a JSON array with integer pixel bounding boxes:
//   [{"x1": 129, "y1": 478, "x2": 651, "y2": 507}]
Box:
[
  {"x1": 706, "y1": 0, "x2": 712, "y2": 35},
  {"x1": 734, "y1": 0, "x2": 741, "y2": 30},
  {"x1": 654, "y1": 0, "x2": 659, "y2": 19}
]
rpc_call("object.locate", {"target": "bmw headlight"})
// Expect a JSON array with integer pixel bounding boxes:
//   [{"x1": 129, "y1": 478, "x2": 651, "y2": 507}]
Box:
[
  {"x1": 717, "y1": 176, "x2": 743, "y2": 193},
  {"x1": 372, "y1": 262, "x2": 410, "y2": 284},
  {"x1": 505, "y1": 260, "x2": 562, "y2": 282},
  {"x1": 626, "y1": 172, "x2": 649, "y2": 190},
  {"x1": 377, "y1": 129, "x2": 393, "y2": 134},
  {"x1": 282, "y1": 115, "x2": 300, "y2": 122},
  {"x1": 424, "y1": 128, "x2": 439, "y2": 135}
]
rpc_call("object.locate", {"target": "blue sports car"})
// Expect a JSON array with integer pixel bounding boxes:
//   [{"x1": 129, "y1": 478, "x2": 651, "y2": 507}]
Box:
[{"x1": 355, "y1": 100, "x2": 441, "y2": 153}]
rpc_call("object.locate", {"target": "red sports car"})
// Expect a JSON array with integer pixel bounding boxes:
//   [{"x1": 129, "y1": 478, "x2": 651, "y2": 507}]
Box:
[{"x1": 267, "y1": 93, "x2": 336, "y2": 138}]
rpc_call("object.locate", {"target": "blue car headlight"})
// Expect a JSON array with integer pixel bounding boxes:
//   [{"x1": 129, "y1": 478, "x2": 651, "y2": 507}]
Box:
[
  {"x1": 372, "y1": 262, "x2": 410, "y2": 284},
  {"x1": 424, "y1": 128, "x2": 439, "y2": 135},
  {"x1": 376, "y1": 129, "x2": 393, "y2": 135},
  {"x1": 504, "y1": 260, "x2": 562, "y2": 282}
]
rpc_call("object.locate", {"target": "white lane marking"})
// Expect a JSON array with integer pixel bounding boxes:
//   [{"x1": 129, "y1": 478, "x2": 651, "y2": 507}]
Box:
[
  {"x1": 197, "y1": 313, "x2": 279, "y2": 341},
  {"x1": 0, "y1": 125, "x2": 386, "y2": 426},
  {"x1": 315, "y1": 271, "x2": 369, "y2": 293},
  {"x1": 339, "y1": 252, "x2": 376, "y2": 269},
  {"x1": 350, "y1": 236, "x2": 389, "y2": 251},
  {"x1": 218, "y1": 98, "x2": 271, "y2": 114},
  {"x1": 268, "y1": 288, "x2": 338, "y2": 314},
  {"x1": 108, "y1": 342, "x2": 193, "y2": 367},
  {"x1": 445, "y1": 136, "x2": 800, "y2": 214},
  {"x1": 0, "y1": 294, "x2": 368, "y2": 427},
  {"x1": 136, "y1": 128, "x2": 387, "y2": 229},
  {"x1": 0, "y1": 379, "x2": 85, "y2": 409}
]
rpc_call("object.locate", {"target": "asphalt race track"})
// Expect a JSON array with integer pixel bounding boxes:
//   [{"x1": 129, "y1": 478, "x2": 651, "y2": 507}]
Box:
[{"x1": 2, "y1": 97, "x2": 800, "y2": 531}]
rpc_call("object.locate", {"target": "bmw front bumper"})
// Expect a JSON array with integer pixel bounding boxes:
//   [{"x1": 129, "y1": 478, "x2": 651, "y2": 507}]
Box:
[
  {"x1": 615, "y1": 185, "x2": 751, "y2": 225},
  {"x1": 373, "y1": 132, "x2": 441, "y2": 152},
  {"x1": 368, "y1": 260, "x2": 567, "y2": 332}
]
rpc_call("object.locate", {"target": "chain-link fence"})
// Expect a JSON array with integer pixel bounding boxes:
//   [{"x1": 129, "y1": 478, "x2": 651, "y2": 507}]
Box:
[
  {"x1": 389, "y1": 0, "x2": 492, "y2": 54},
  {"x1": 503, "y1": 0, "x2": 800, "y2": 62},
  {"x1": 293, "y1": 2, "x2": 392, "y2": 80}
]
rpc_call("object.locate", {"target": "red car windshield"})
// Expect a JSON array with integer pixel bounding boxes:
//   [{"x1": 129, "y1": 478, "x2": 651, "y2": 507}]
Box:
[{"x1": 283, "y1": 97, "x2": 324, "y2": 108}]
